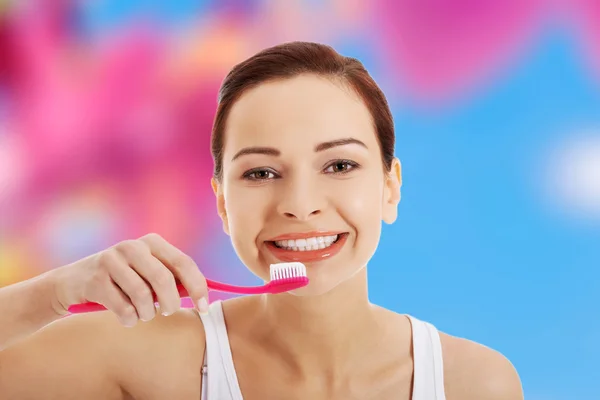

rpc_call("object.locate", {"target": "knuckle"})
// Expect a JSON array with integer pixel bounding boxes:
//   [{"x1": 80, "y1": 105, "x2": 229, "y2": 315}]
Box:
[
  {"x1": 151, "y1": 270, "x2": 174, "y2": 287},
  {"x1": 110, "y1": 299, "x2": 130, "y2": 314},
  {"x1": 172, "y1": 253, "x2": 196, "y2": 271},
  {"x1": 90, "y1": 269, "x2": 107, "y2": 286},
  {"x1": 130, "y1": 283, "x2": 152, "y2": 301},
  {"x1": 96, "y1": 250, "x2": 119, "y2": 271},
  {"x1": 118, "y1": 304, "x2": 137, "y2": 319},
  {"x1": 141, "y1": 232, "x2": 163, "y2": 244},
  {"x1": 115, "y1": 240, "x2": 146, "y2": 257}
]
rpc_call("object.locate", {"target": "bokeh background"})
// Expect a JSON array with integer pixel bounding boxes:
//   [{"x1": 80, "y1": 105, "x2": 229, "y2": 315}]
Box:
[{"x1": 1, "y1": 0, "x2": 599, "y2": 398}]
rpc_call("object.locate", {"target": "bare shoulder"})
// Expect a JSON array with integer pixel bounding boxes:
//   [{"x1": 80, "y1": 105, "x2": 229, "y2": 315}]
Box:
[
  {"x1": 439, "y1": 331, "x2": 523, "y2": 400},
  {"x1": 0, "y1": 308, "x2": 206, "y2": 400},
  {"x1": 107, "y1": 308, "x2": 207, "y2": 399}
]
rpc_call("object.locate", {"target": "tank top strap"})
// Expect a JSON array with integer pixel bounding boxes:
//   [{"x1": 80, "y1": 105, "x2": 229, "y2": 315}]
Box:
[
  {"x1": 406, "y1": 315, "x2": 446, "y2": 400},
  {"x1": 198, "y1": 301, "x2": 243, "y2": 400}
]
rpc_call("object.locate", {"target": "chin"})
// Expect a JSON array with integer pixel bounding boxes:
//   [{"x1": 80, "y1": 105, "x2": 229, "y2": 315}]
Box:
[
  {"x1": 281, "y1": 266, "x2": 359, "y2": 297},
  {"x1": 283, "y1": 282, "x2": 336, "y2": 297}
]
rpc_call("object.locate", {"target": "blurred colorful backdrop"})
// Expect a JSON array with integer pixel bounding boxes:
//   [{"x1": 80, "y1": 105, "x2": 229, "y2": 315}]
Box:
[{"x1": 1, "y1": 1, "x2": 599, "y2": 398}]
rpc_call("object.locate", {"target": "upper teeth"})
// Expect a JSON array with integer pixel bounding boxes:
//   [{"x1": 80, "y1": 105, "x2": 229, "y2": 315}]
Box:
[{"x1": 274, "y1": 235, "x2": 338, "y2": 251}]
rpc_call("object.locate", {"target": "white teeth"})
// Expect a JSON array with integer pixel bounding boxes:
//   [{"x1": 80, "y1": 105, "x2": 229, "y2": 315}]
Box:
[
  {"x1": 274, "y1": 235, "x2": 339, "y2": 251},
  {"x1": 270, "y1": 262, "x2": 307, "y2": 281}
]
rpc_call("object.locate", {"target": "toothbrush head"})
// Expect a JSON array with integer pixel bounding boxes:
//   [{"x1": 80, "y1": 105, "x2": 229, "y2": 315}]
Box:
[{"x1": 267, "y1": 262, "x2": 309, "y2": 293}]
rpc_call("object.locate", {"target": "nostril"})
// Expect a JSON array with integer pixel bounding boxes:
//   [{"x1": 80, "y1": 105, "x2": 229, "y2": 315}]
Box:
[{"x1": 283, "y1": 209, "x2": 320, "y2": 219}]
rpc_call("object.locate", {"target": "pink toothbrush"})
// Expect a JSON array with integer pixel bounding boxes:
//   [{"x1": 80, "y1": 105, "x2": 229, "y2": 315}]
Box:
[{"x1": 68, "y1": 262, "x2": 309, "y2": 313}]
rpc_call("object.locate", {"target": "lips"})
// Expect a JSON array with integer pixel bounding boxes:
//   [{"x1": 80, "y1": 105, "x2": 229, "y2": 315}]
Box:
[{"x1": 265, "y1": 232, "x2": 348, "y2": 263}]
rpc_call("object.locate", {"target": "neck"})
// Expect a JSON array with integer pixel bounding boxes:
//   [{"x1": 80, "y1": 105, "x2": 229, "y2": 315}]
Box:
[{"x1": 250, "y1": 267, "x2": 384, "y2": 378}]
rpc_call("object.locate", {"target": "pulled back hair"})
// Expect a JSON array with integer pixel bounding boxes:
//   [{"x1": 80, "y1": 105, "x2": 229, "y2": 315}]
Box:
[{"x1": 211, "y1": 41, "x2": 395, "y2": 181}]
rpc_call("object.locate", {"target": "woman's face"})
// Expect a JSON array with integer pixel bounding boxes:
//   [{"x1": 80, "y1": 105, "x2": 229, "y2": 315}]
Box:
[{"x1": 213, "y1": 74, "x2": 401, "y2": 296}]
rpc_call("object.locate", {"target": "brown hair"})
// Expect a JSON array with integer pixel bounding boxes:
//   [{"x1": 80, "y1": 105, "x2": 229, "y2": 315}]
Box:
[{"x1": 211, "y1": 41, "x2": 395, "y2": 181}]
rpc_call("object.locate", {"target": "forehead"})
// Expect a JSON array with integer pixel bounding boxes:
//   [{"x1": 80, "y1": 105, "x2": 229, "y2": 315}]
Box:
[{"x1": 223, "y1": 74, "x2": 377, "y2": 149}]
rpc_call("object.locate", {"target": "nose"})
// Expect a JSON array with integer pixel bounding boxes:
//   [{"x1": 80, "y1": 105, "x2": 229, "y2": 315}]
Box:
[{"x1": 276, "y1": 175, "x2": 324, "y2": 221}]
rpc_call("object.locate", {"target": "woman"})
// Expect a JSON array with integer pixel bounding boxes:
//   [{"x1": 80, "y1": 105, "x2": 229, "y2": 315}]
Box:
[{"x1": 0, "y1": 42, "x2": 523, "y2": 399}]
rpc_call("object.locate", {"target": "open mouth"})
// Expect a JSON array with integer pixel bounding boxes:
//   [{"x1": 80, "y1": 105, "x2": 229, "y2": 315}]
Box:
[
  {"x1": 265, "y1": 232, "x2": 348, "y2": 263},
  {"x1": 271, "y1": 234, "x2": 342, "y2": 251}
]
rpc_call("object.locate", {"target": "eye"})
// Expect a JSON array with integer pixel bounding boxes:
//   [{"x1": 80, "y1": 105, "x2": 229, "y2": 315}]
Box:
[
  {"x1": 242, "y1": 168, "x2": 278, "y2": 181},
  {"x1": 323, "y1": 159, "x2": 359, "y2": 174}
]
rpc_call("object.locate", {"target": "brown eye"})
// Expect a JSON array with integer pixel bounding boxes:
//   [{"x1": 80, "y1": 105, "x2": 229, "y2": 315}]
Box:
[
  {"x1": 331, "y1": 162, "x2": 348, "y2": 173},
  {"x1": 243, "y1": 169, "x2": 277, "y2": 181},
  {"x1": 324, "y1": 160, "x2": 359, "y2": 174},
  {"x1": 252, "y1": 171, "x2": 270, "y2": 179}
]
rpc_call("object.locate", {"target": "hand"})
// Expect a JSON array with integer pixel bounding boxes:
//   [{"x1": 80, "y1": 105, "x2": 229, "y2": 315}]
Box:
[{"x1": 51, "y1": 233, "x2": 209, "y2": 327}]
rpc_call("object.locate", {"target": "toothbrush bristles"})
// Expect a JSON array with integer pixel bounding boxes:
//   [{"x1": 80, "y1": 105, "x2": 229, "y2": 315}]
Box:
[{"x1": 269, "y1": 262, "x2": 307, "y2": 282}]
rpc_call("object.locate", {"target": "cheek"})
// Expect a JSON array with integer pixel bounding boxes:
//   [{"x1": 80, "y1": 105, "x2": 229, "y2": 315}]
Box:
[
  {"x1": 224, "y1": 187, "x2": 268, "y2": 265},
  {"x1": 336, "y1": 174, "x2": 384, "y2": 254},
  {"x1": 336, "y1": 173, "x2": 384, "y2": 220}
]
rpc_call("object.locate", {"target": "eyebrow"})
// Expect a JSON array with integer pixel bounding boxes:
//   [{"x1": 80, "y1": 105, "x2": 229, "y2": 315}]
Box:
[
  {"x1": 231, "y1": 137, "x2": 367, "y2": 162},
  {"x1": 314, "y1": 138, "x2": 367, "y2": 152},
  {"x1": 231, "y1": 147, "x2": 280, "y2": 161}
]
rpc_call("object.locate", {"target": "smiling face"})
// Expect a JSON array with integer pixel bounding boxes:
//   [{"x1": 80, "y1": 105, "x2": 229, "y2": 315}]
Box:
[{"x1": 212, "y1": 74, "x2": 401, "y2": 296}]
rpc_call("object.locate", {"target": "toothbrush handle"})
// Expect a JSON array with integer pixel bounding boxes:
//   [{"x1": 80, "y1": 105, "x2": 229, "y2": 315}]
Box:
[
  {"x1": 206, "y1": 279, "x2": 268, "y2": 295},
  {"x1": 67, "y1": 279, "x2": 267, "y2": 314}
]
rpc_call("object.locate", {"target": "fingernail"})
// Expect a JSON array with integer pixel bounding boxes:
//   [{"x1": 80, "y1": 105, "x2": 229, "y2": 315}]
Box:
[
  {"x1": 157, "y1": 305, "x2": 172, "y2": 317},
  {"x1": 197, "y1": 297, "x2": 209, "y2": 315}
]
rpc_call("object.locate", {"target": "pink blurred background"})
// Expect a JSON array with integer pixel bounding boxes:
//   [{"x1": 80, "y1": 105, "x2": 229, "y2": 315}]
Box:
[{"x1": 1, "y1": 1, "x2": 599, "y2": 397}]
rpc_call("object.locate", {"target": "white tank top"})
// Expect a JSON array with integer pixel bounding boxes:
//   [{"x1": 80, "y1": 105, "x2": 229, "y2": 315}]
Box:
[{"x1": 198, "y1": 301, "x2": 446, "y2": 400}]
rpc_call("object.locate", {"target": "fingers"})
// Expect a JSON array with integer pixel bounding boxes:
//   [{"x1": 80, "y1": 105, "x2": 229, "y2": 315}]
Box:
[
  {"x1": 140, "y1": 233, "x2": 209, "y2": 314},
  {"x1": 114, "y1": 239, "x2": 181, "y2": 317},
  {"x1": 106, "y1": 255, "x2": 157, "y2": 322},
  {"x1": 104, "y1": 281, "x2": 139, "y2": 327},
  {"x1": 86, "y1": 267, "x2": 139, "y2": 327},
  {"x1": 89, "y1": 233, "x2": 207, "y2": 328}
]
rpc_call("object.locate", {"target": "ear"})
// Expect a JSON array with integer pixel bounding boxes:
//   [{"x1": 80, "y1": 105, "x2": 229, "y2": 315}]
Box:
[
  {"x1": 382, "y1": 158, "x2": 402, "y2": 224},
  {"x1": 211, "y1": 178, "x2": 230, "y2": 236}
]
